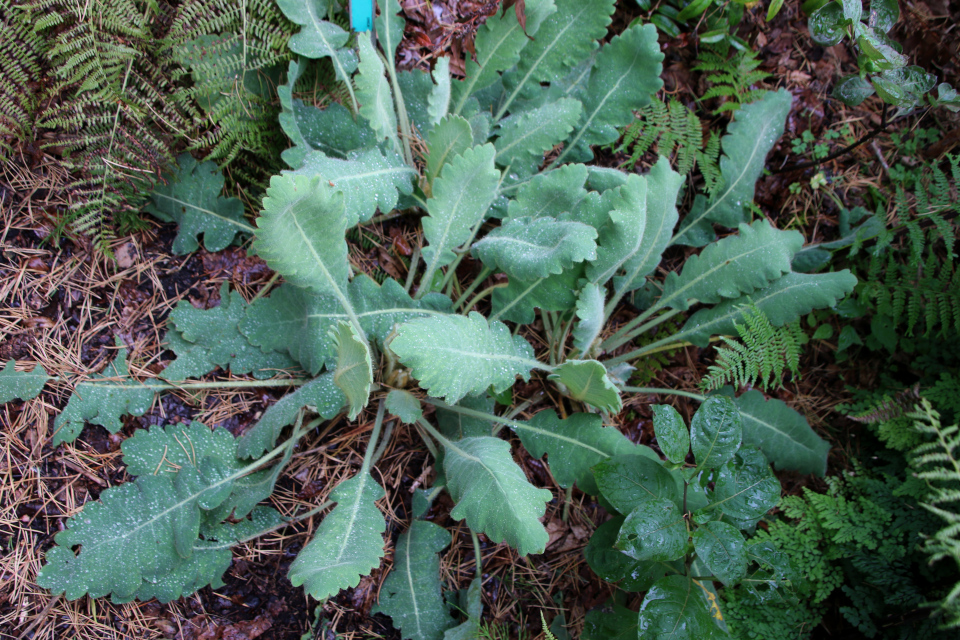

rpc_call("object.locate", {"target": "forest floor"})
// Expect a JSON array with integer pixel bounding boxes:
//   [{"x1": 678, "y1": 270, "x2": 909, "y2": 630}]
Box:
[{"x1": 2, "y1": 1, "x2": 960, "y2": 639}]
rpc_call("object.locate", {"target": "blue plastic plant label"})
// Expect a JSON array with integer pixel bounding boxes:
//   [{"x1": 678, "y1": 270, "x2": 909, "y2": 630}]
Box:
[{"x1": 351, "y1": 0, "x2": 374, "y2": 32}]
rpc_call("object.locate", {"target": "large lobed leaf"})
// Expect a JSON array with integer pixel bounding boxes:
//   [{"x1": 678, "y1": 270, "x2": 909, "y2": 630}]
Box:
[
  {"x1": 674, "y1": 90, "x2": 793, "y2": 246},
  {"x1": 277, "y1": 0, "x2": 357, "y2": 86},
  {"x1": 659, "y1": 220, "x2": 803, "y2": 311},
  {"x1": 558, "y1": 23, "x2": 664, "y2": 163},
  {"x1": 516, "y1": 409, "x2": 639, "y2": 494},
  {"x1": 390, "y1": 312, "x2": 538, "y2": 403},
  {"x1": 357, "y1": 35, "x2": 399, "y2": 152},
  {"x1": 421, "y1": 144, "x2": 500, "y2": 272},
  {"x1": 548, "y1": 360, "x2": 623, "y2": 413},
  {"x1": 288, "y1": 472, "x2": 386, "y2": 600},
  {"x1": 162, "y1": 284, "x2": 297, "y2": 381},
  {"x1": 443, "y1": 436, "x2": 552, "y2": 555},
  {"x1": 53, "y1": 347, "x2": 155, "y2": 446},
  {"x1": 372, "y1": 520, "x2": 453, "y2": 640},
  {"x1": 0, "y1": 360, "x2": 49, "y2": 403},
  {"x1": 493, "y1": 98, "x2": 582, "y2": 175},
  {"x1": 145, "y1": 153, "x2": 250, "y2": 255},
  {"x1": 329, "y1": 321, "x2": 372, "y2": 419},
  {"x1": 292, "y1": 148, "x2": 416, "y2": 227},
  {"x1": 471, "y1": 216, "x2": 597, "y2": 281}
]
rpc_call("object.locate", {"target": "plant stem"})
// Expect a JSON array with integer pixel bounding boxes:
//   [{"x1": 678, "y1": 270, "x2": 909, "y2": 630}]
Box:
[
  {"x1": 602, "y1": 308, "x2": 684, "y2": 352},
  {"x1": 379, "y1": 48, "x2": 415, "y2": 168},
  {"x1": 620, "y1": 386, "x2": 706, "y2": 402},
  {"x1": 453, "y1": 266, "x2": 494, "y2": 311},
  {"x1": 250, "y1": 272, "x2": 281, "y2": 303},
  {"x1": 471, "y1": 530, "x2": 483, "y2": 574},
  {"x1": 360, "y1": 400, "x2": 387, "y2": 477},
  {"x1": 462, "y1": 281, "x2": 509, "y2": 314},
  {"x1": 415, "y1": 419, "x2": 441, "y2": 459},
  {"x1": 70, "y1": 377, "x2": 311, "y2": 391},
  {"x1": 404, "y1": 246, "x2": 421, "y2": 294}
]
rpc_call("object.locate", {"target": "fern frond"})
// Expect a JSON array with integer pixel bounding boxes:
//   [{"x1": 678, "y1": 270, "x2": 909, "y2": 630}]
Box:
[
  {"x1": 0, "y1": 0, "x2": 46, "y2": 156},
  {"x1": 617, "y1": 96, "x2": 705, "y2": 176},
  {"x1": 694, "y1": 48, "x2": 771, "y2": 114},
  {"x1": 700, "y1": 304, "x2": 806, "y2": 392}
]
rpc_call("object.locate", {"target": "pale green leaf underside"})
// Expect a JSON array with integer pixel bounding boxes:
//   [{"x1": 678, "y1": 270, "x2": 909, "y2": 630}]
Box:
[
  {"x1": 472, "y1": 216, "x2": 597, "y2": 281},
  {"x1": 494, "y1": 98, "x2": 582, "y2": 174},
  {"x1": 507, "y1": 163, "x2": 589, "y2": 221},
  {"x1": 572, "y1": 283, "x2": 604, "y2": 355},
  {"x1": 288, "y1": 472, "x2": 386, "y2": 600},
  {"x1": 372, "y1": 520, "x2": 452, "y2": 640},
  {"x1": 275, "y1": 0, "x2": 357, "y2": 84},
  {"x1": 391, "y1": 312, "x2": 537, "y2": 403},
  {"x1": 426, "y1": 115, "x2": 474, "y2": 191},
  {"x1": 427, "y1": 56, "x2": 451, "y2": 126},
  {"x1": 549, "y1": 360, "x2": 623, "y2": 413},
  {"x1": 586, "y1": 173, "x2": 648, "y2": 286},
  {"x1": 0, "y1": 360, "x2": 49, "y2": 403},
  {"x1": 444, "y1": 436, "x2": 552, "y2": 555},
  {"x1": 330, "y1": 321, "x2": 373, "y2": 419},
  {"x1": 386, "y1": 389, "x2": 423, "y2": 424},
  {"x1": 357, "y1": 36, "x2": 399, "y2": 151}
]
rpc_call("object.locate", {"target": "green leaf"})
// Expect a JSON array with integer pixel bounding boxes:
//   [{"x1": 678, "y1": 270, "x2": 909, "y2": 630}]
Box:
[
  {"x1": 123, "y1": 421, "x2": 239, "y2": 477},
  {"x1": 611, "y1": 157, "x2": 684, "y2": 295},
  {"x1": 472, "y1": 216, "x2": 597, "y2": 281},
  {"x1": 594, "y1": 454, "x2": 681, "y2": 514},
  {"x1": 740, "y1": 539, "x2": 795, "y2": 602},
  {"x1": 276, "y1": 0, "x2": 358, "y2": 83},
  {"x1": 241, "y1": 278, "x2": 451, "y2": 375},
  {"x1": 516, "y1": 410, "x2": 638, "y2": 494},
  {"x1": 808, "y1": 2, "x2": 846, "y2": 46},
  {"x1": 661, "y1": 220, "x2": 803, "y2": 311},
  {"x1": 385, "y1": 389, "x2": 423, "y2": 424},
  {"x1": 679, "y1": 270, "x2": 858, "y2": 347},
  {"x1": 506, "y1": 163, "x2": 589, "y2": 221},
  {"x1": 330, "y1": 321, "x2": 373, "y2": 419},
  {"x1": 548, "y1": 360, "x2": 622, "y2": 413},
  {"x1": 357, "y1": 36, "x2": 399, "y2": 151},
  {"x1": 691, "y1": 396, "x2": 743, "y2": 471},
  {"x1": 398, "y1": 69, "x2": 436, "y2": 135},
  {"x1": 500, "y1": 0, "x2": 615, "y2": 109},
  {"x1": 857, "y1": 26, "x2": 907, "y2": 70},
  {"x1": 572, "y1": 282, "x2": 604, "y2": 356},
  {"x1": 0, "y1": 360, "x2": 48, "y2": 403},
  {"x1": 436, "y1": 394, "x2": 495, "y2": 441},
  {"x1": 391, "y1": 312, "x2": 537, "y2": 403},
  {"x1": 444, "y1": 577, "x2": 483, "y2": 640},
  {"x1": 494, "y1": 98, "x2": 582, "y2": 175},
  {"x1": 582, "y1": 599, "x2": 639, "y2": 640},
  {"x1": 558, "y1": 23, "x2": 663, "y2": 162},
  {"x1": 841, "y1": 0, "x2": 862, "y2": 23},
  {"x1": 37, "y1": 464, "x2": 239, "y2": 601},
  {"x1": 652, "y1": 404, "x2": 690, "y2": 465},
  {"x1": 692, "y1": 521, "x2": 747, "y2": 585},
  {"x1": 637, "y1": 575, "x2": 728, "y2": 639},
  {"x1": 372, "y1": 520, "x2": 452, "y2": 640},
  {"x1": 832, "y1": 74, "x2": 875, "y2": 106},
  {"x1": 426, "y1": 115, "x2": 475, "y2": 192},
  {"x1": 452, "y1": 0, "x2": 558, "y2": 113},
  {"x1": 255, "y1": 174, "x2": 348, "y2": 296},
  {"x1": 422, "y1": 144, "x2": 500, "y2": 272},
  {"x1": 443, "y1": 436, "x2": 552, "y2": 555},
  {"x1": 428, "y1": 56, "x2": 452, "y2": 127},
  {"x1": 710, "y1": 448, "x2": 780, "y2": 523},
  {"x1": 872, "y1": 66, "x2": 937, "y2": 107},
  {"x1": 586, "y1": 174, "x2": 648, "y2": 286},
  {"x1": 375, "y1": 0, "x2": 405, "y2": 67},
  {"x1": 288, "y1": 472, "x2": 386, "y2": 600},
  {"x1": 490, "y1": 268, "x2": 581, "y2": 324},
  {"x1": 585, "y1": 517, "x2": 670, "y2": 591},
  {"x1": 278, "y1": 59, "x2": 374, "y2": 168},
  {"x1": 53, "y1": 347, "x2": 155, "y2": 446},
  {"x1": 615, "y1": 497, "x2": 687, "y2": 562},
  {"x1": 293, "y1": 148, "x2": 416, "y2": 226},
  {"x1": 674, "y1": 90, "x2": 793, "y2": 244},
  {"x1": 162, "y1": 284, "x2": 297, "y2": 381},
  {"x1": 238, "y1": 374, "x2": 345, "y2": 459},
  {"x1": 731, "y1": 389, "x2": 830, "y2": 476},
  {"x1": 869, "y1": 0, "x2": 899, "y2": 32},
  {"x1": 145, "y1": 153, "x2": 250, "y2": 255}
]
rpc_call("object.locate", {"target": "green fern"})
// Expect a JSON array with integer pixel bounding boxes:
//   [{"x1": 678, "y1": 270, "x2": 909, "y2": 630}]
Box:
[
  {"x1": 618, "y1": 96, "x2": 704, "y2": 174},
  {"x1": 694, "y1": 48, "x2": 771, "y2": 114},
  {"x1": 25, "y1": 0, "x2": 194, "y2": 249},
  {"x1": 909, "y1": 400, "x2": 960, "y2": 628},
  {"x1": 863, "y1": 156, "x2": 960, "y2": 338},
  {"x1": 0, "y1": 0, "x2": 45, "y2": 157},
  {"x1": 701, "y1": 304, "x2": 806, "y2": 392},
  {"x1": 165, "y1": 0, "x2": 297, "y2": 187}
]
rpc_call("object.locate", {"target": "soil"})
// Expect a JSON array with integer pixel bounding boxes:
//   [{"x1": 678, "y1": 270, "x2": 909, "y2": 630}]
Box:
[{"x1": 2, "y1": 1, "x2": 960, "y2": 639}]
